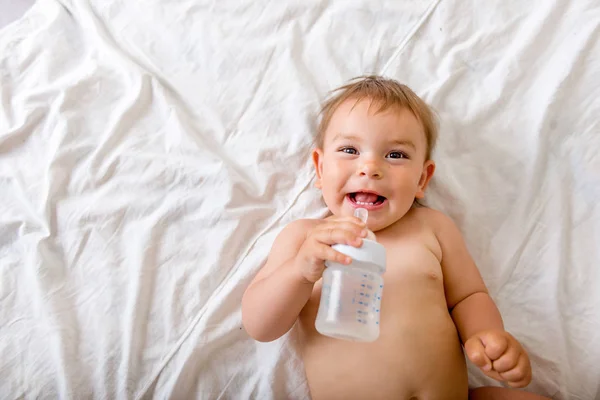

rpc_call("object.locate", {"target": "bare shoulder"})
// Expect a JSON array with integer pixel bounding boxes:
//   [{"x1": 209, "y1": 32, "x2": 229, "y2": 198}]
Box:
[
  {"x1": 276, "y1": 218, "x2": 319, "y2": 242},
  {"x1": 269, "y1": 218, "x2": 321, "y2": 255},
  {"x1": 404, "y1": 206, "x2": 466, "y2": 256},
  {"x1": 407, "y1": 206, "x2": 457, "y2": 234},
  {"x1": 251, "y1": 218, "x2": 319, "y2": 283}
]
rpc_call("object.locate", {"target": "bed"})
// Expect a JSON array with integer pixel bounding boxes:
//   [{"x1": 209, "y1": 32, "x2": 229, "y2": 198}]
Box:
[{"x1": 1, "y1": 0, "x2": 599, "y2": 398}]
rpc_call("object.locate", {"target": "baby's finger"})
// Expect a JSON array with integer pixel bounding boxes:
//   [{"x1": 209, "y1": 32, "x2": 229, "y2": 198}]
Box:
[
  {"x1": 326, "y1": 219, "x2": 368, "y2": 235},
  {"x1": 491, "y1": 343, "x2": 521, "y2": 373},
  {"x1": 316, "y1": 243, "x2": 352, "y2": 265},
  {"x1": 481, "y1": 332, "x2": 509, "y2": 361},
  {"x1": 507, "y1": 374, "x2": 532, "y2": 389},
  {"x1": 329, "y1": 215, "x2": 367, "y2": 226},
  {"x1": 499, "y1": 354, "x2": 531, "y2": 387},
  {"x1": 315, "y1": 223, "x2": 366, "y2": 245},
  {"x1": 319, "y1": 228, "x2": 363, "y2": 247},
  {"x1": 465, "y1": 337, "x2": 493, "y2": 372}
]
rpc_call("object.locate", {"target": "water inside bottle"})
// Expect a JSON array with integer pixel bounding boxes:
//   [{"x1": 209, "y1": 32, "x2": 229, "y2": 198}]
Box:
[
  {"x1": 315, "y1": 265, "x2": 383, "y2": 342},
  {"x1": 315, "y1": 207, "x2": 385, "y2": 342}
]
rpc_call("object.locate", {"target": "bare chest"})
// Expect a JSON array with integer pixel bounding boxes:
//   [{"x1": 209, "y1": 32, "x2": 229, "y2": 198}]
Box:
[
  {"x1": 302, "y1": 228, "x2": 447, "y2": 328},
  {"x1": 298, "y1": 236, "x2": 466, "y2": 400}
]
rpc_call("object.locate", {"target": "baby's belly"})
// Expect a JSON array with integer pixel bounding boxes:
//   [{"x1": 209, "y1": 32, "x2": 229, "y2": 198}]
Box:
[{"x1": 299, "y1": 273, "x2": 468, "y2": 400}]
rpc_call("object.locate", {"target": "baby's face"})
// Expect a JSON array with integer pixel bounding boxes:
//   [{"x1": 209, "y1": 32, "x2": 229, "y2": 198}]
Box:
[{"x1": 313, "y1": 98, "x2": 434, "y2": 231}]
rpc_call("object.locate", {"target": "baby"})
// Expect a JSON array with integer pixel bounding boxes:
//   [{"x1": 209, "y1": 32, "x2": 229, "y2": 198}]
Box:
[{"x1": 242, "y1": 76, "x2": 548, "y2": 400}]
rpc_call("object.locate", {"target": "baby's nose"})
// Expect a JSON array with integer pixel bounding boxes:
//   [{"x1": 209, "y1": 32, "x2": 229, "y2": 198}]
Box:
[{"x1": 358, "y1": 161, "x2": 383, "y2": 179}]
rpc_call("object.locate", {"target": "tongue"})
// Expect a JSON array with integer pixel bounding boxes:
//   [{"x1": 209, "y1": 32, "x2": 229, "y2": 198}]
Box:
[{"x1": 355, "y1": 193, "x2": 379, "y2": 203}]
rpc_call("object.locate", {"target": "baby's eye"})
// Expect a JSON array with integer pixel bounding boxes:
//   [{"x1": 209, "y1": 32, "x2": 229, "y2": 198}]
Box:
[
  {"x1": 387, "y1": 151, "x2": 409, "y2": 159},
  {"x1": 339, "y1": 147, "x2": 358, "y2": 155}
]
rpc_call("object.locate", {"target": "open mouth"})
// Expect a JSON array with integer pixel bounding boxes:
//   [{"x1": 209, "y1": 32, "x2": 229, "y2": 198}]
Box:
[{"x1": 347, "y1": 192, "x2": 387, "y2": 207}]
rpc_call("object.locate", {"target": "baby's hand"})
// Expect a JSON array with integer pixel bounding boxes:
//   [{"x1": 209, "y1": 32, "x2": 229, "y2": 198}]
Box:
[
  {"x1": 465, "y1": 330, "x2": 532, "y2": 388},
  {"x1": 294, "y1": 216, "x2": 367, "y2": 283}
]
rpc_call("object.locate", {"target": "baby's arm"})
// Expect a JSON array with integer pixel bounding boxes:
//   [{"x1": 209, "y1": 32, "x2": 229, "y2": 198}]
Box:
[
  {"x1": 242, "y1": 220, "x2": 316, "y2": 342},
  {"x1": 242, "y1": 217, "x2": 366, "y2": 342},
  {"x1": 433, "y1": 211, "x2": 532, "y2": 388},
  {"x1": 434, "y1": 212, "x2": 504, "y2": 339}
]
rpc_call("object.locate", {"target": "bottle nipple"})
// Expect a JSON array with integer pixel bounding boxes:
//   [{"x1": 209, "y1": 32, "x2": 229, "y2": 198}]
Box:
[
  {"x1": 354, "y1": 208, "x2": 368, "y2": 224},
  {"x1": 354, "y1": 208, "x2": 376, "y2": 241}
]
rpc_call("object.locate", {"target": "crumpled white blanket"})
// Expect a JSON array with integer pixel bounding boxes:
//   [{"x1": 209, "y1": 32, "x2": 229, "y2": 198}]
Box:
[{"x1": 0, "y1": 0, "x2": 598, "y2": 398}]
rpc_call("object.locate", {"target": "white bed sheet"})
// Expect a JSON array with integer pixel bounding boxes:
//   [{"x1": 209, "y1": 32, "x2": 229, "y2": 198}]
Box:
[
  {"x1": 0, "y1": 0, "x2": 598, "y2": 399},
  {"x1": 0, "y1": 0, "x2": 35, "y2": 30}
]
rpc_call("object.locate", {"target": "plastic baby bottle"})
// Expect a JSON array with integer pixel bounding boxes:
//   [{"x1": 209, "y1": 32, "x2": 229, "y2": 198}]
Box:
[{"x1": 315, "y1": 208, "x2": 386, "y2": 342}]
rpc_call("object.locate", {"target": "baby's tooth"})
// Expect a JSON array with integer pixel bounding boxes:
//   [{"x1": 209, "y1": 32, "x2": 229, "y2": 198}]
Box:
[{"x1": 356, "y1": 201, "x2": 375, "y2": 206}]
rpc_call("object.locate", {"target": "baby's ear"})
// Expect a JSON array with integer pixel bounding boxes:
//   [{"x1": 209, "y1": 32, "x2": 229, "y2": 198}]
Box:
[
  {"x1": 312, "y1": 148, "x2": 324, "y2": 189},
  {"x1": 415, "y1": 160, "x2": 435, "y2": 199}
]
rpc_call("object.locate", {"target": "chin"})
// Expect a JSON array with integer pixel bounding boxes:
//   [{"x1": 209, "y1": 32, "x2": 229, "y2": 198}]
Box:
[
  {"x1": 371, "y1": 208, "x2": 413, "y2": 231},
  {"x1": 368, "y1": 219, "x2": 395, "y2": 233}
]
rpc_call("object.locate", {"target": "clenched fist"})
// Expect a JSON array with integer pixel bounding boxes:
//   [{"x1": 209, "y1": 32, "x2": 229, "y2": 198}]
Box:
[{"x1": 465, "y1": 330, "x2": 532, "y2": 388}]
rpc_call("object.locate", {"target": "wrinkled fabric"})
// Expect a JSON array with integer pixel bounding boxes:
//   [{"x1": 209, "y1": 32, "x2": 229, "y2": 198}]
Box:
[{"x1": 0, "y1": 0, "x2": 598, "y2": 399}]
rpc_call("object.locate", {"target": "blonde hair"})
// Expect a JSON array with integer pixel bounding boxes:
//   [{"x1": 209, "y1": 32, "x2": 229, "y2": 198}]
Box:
[{"x1": 317, "y1": 75, "x2": 438, "y2": 160}]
